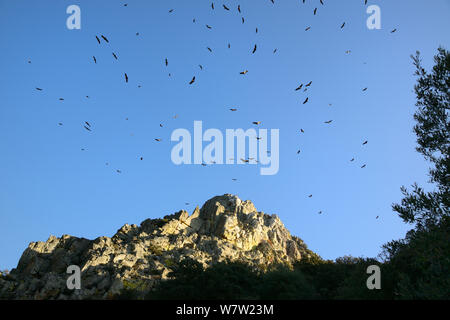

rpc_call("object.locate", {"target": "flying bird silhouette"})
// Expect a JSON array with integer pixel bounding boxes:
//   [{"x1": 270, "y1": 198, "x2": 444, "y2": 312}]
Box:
[
  {"x1": 240, "y1": 70, "x2": 248, "y2": 75},
  {"x1": 223, "y1": 4, "x2": 229, "y2": 10},
  {"x1": 252, "y1": 44, "x2": 257, "y2": 54},
  {"x1": 95, "y1": 36, "x2": 100, "y2": 44},
  {"x1": 101, "y1": 35, "x2": 109, "y2": 43},
  {"x1": 93, "y1": 56, "x2": 97, "y2": 64},
  {"x1": 189, "y1": 76, "x2": 196, "y2": 85},
  {"x1": 303, "y1": 97, "x2": 309, "y2": 104},
  {"x1": 124, "y1": 73, "x2": 128, "y2": 83},
  {"x1": 112, "y1": 52, "x2": 118, "y2": 60},
  {"x1": 324, "y1": 120, "x2": 333, "y2": 124},
  {"x1": 252, "y1": 121, "x2": 261, "y2": 125}
]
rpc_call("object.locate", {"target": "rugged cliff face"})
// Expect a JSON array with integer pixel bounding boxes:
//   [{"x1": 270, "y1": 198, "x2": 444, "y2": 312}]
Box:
[{"x1": 0, "y1": 194, "x2": 316, "y2": 299}]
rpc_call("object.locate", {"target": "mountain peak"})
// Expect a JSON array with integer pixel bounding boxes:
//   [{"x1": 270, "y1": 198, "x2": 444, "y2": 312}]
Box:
[{"x1": 0, "y1": 195, "x2": 315, "y2": 299}]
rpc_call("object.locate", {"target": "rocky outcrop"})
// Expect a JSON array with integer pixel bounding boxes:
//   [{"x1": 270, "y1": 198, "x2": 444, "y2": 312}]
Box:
[{"x1": 0, "y1": 194, "x2": 315, "y2": 299}]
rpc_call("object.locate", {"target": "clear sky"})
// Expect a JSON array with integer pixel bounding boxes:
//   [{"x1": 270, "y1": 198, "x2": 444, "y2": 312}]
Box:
[{"x1": 1, "y1": 0, "x2": 449, "y2": 270}]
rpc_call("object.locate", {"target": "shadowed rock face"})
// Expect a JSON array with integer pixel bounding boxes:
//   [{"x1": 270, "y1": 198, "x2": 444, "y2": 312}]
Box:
[{"x1": 0, "y1": 194, "x2": 315, "y2": 300}]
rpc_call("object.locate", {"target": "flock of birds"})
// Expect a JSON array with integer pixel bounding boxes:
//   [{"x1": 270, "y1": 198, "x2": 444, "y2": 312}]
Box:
[{"x1": 30, "y1": 1, "x2": 398, "y2": 217}]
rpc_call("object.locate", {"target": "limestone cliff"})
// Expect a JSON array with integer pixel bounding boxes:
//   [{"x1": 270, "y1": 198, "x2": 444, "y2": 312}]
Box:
[{"x1": 0, "y1": 194, "x2": 316, "y2": 299}]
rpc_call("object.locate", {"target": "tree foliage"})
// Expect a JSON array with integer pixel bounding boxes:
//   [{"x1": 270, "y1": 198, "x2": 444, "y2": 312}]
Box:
[
  {"x1": 392, "y1": 48, "x2": 449, "y2": 230},
  {"x1": 381, "y1": 47, "x2": 450, "y2": 299}
]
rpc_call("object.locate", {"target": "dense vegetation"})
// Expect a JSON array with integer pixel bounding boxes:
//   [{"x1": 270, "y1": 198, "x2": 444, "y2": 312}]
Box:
[
  {"x1": 137, "y1": 257, "x2": 388, "y2": 300},
  {"x1": 378, "y1": 47, "x2": 449, "y2": 299},
  {"x1": 114, "y1": 48, "x2": 449, "y2": 300}
]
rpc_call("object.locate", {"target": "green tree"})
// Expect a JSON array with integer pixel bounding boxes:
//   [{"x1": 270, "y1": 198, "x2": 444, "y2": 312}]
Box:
[
  {"x1": 382, "y1": 47, "x2": 450, "y2": 299},
  {"x1": 392, "y1": 47, "x2": 449, "y2": 230},
  {"x1": 258, "y1": 265, "x2": 317, "y2": 300},
  {"x1": 147, "y1": 259, "x2": 260, "y2": 300}
]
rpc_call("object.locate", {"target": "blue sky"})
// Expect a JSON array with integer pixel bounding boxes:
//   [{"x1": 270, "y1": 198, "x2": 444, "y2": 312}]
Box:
[{"x1": 0, "y1": 0, "x2": 449, "y2": 270}]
